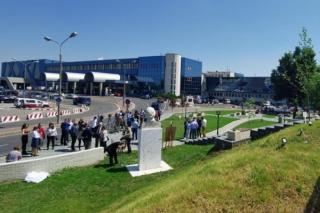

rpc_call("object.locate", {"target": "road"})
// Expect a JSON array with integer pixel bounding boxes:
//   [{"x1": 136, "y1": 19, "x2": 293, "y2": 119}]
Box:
[{"x1": 0, "y1": 97, "x2": 152, "y2": 156}]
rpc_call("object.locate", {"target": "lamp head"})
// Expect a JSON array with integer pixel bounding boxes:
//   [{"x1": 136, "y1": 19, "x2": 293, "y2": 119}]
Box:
[
  {"x1": 69, "y1": 32, "x2": 78, "y2": 38},
  {"x1": 44, "y1": 36, "x2": 52, "y2": 41}
]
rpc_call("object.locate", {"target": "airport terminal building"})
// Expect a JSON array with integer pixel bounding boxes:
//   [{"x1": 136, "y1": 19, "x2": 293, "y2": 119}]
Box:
[
  {"x1": 202, "y1": 71, "x2": 274, "y2": 104},
  {"x1": 1, "y1": 53, "x2": 202, "y2": 96}
]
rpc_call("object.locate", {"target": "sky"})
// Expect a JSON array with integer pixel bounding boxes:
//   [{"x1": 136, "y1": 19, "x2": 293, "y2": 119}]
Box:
[{"x1": 0, "y1": 0, "x2": 319, "y2": 76}]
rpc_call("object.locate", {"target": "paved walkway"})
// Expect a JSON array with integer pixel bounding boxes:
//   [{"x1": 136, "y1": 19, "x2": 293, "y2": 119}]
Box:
[{"x1": 0, "y1": 106, "x2": 249, "y2": 163}]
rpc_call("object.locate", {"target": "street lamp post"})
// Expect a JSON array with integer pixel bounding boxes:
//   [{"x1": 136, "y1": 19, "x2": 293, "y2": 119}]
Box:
[
  {"x1": 44, "y1": 32, "x2": 78, "y2": 123},
  {"x1": 11, "y1": 58, "x2": 39, "y2": 99},
  {"x1": 216, "y1": 111, "x2": 221, "y2": 136},
  {"x1": 184, "y1": 76, "x2": 187, "y2": 119}
]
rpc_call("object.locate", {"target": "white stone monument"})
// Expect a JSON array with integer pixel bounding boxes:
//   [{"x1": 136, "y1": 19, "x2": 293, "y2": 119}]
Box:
[{"x1": 127, "y1": 107, "x2": 172, "y2": 177}]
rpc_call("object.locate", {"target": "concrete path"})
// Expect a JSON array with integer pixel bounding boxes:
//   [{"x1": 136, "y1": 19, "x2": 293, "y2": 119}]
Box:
[{"x1": 206, "y1": 117, "x2": 251, "y2": 137}]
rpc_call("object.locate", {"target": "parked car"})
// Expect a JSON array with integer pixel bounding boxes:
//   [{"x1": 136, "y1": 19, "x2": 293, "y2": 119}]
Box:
[
  {"x1": 38, "y1": 100, "x2": 50, "y2": 108},
  {"x1": 65, "y1": 93, "x2": 78, "y2": 99},
  {"x1": 73, "y1": 97, "x2": 91, "y2": 106},
  {"x1": 0, "y1": 95, "x2": 16, "y2": 103},
  {"x1": 14, "y1": 98, "x2": 49, "y2": 108}
]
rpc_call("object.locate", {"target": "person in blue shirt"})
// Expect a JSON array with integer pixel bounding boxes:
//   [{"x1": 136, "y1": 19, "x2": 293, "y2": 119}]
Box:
[{"x1": 60, "y1": 119, "x2": 70, "y2": 146}]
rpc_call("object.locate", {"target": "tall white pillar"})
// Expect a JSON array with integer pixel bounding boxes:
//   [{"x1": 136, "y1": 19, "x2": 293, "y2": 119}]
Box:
[
  {"x1": 90, "y1": 82, "x2": 93, "y2": 95},
  {"x1": 73, "y1": 82, "x2": 77, "y2": 94},
  {"x1": 99, "y1": 82, "x2": 103, "y2": 96}
]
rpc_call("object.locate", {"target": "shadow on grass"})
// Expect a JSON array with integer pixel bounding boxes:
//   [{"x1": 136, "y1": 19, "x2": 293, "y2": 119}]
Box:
[
  {"x1": 107, "y1": 167, "x2": 128, "y2": 173},
  {"x1": 206, "y1": 142, "x2": 224, "y2": 156},
  {"x1": 305, "y1": 177, "x2": 320, "y2": 213},
  {"x1": 94, "y1": 163, "x2": 128, "y2": 173}
]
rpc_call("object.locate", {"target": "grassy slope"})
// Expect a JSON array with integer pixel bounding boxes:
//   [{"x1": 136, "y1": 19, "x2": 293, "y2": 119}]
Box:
[
  {"x1": 1, "y1": 121, "x2": 319, "y2": 213},
  {"x1": 106, "y1": 122, "x2": 320, "y2": 212},
  {"x1": 0, "y1": 145, "x2": 213, "y2": 213},
  {"x1": 161, "y1": 110, "x2": 238, "y2": 140},
  {"x1": 236, "y1": 119, "x2": 277, "y2": 129}
]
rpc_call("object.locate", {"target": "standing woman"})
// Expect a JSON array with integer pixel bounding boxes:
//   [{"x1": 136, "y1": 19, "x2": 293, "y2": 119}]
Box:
[
  {"x1": 31, "y1": 126, "x2": 41, "y2": 156},
  {"x1": 46, "y1": 123, "x2": 57, "y2": 150},
  {"x1": 21, "y1": 123, "x2": 29, "y2": 155},
  {"x1": 38, "y1": 123, "x2": 45, "y2": 151}
]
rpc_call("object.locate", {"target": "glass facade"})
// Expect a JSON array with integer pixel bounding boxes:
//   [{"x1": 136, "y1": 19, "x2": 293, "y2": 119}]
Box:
[
  {"x1": 1, "y1": 55, "x2": 202, "y2": 95},
  {"x1": 181, "y1": 58, "x2": 202, "y2": 95}
]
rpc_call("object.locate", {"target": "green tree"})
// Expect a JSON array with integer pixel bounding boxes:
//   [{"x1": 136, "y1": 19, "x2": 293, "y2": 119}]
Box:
[
  {"x1": 271, "y1": 28, "x2": 318, "y2": 109},
  {"x1": 306, "y1": 72, "x2": 320, "y2": 110}
]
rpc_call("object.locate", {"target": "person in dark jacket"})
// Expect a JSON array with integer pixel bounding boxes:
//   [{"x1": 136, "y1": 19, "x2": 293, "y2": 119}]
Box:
[
  {"x1": 82, "y1": 124, "x2": 92, "y2": 150},
  {"x1": 70, "y1": 122, "x2": 79, "y2": 151},
  {"x1": 106, "y1": 142, "x2": 125, "y2": 166},
  {"x1": 60, "y1": 119, "x2": 70, "y2": 145}
]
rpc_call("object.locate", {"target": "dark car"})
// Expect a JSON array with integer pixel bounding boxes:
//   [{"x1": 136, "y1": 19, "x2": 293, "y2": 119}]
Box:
[
  {"x1": 0, "y1": 95, "x2": 16, "y2": 103},
  {"x1": 73, "y1": 97, "x2": 91, "y2": 106}
]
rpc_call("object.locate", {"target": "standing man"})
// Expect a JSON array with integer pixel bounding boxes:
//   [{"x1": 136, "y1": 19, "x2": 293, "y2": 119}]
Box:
[
  {"x1": 120, "y1": 126, "x2": 132, "y2": 154},
  {"x1": 201, "y1": 117, "x2": 207, "y2": 137},
  {"x1": 95, "y1": 122, "x2": 103, "y2": 148},
  {"x1": 60, "y1": 119, "x2": 70, "y2": 146},
  {"x1": 82, "y1": 124, "x2": 93, "y2": 150},
  {"x1": 131, "y1": 118, "x2": 139, "y2": 141},
  {"x1": 197, "y1": 117, "x2": 202, "y2": 138},
  {"x1": 190, "y1": 118, "x2": 198, "y2": 139},
  {"x1": 70, "y1": 122, "x2": 79, "y2": 151}
]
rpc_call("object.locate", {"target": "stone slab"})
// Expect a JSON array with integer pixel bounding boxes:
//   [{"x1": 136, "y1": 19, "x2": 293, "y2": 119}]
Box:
[
  {"x1": 126, "y1": 161, "x2": 172, "y2": 177},
  {"x1": 138, "y1": 127, "x2": 162, "y2": 171}
]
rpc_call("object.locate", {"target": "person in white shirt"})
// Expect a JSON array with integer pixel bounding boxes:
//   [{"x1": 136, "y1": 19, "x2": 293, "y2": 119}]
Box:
[
  {"x1": 201, "y1": 117, "x2": 207, "y2": 137},
  {"x1": 31, "y1": 126, "x2": 41, "y2": 156},
  {"x1": 131, "y1": 119, "x2": 139, "y2": 140},
  {"x1": 90, "y1": 116, "x2": 98, "y2": 130},
  {"x1": 190, "y1": 118, "x2": 199, "y2": 139},
  {"x1": 46, "y1": 123, "x2": 58, "y2": 150},
  {"x1": 6, "y1": 145, "x2": 22, "y2": 162}
]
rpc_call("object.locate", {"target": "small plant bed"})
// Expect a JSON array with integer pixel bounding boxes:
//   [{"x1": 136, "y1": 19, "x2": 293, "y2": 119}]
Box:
[{"x1": 235, "y1": 119, "x2": 277, "y2": 129}]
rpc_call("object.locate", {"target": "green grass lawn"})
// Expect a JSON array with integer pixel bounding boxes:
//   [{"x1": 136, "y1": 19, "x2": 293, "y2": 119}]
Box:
[
  {"x1": 263, "y1": 114, "x2": 278, "y2": 119},
  {"x1": 1, "y1": 122, "x2": 320, "y2": 212},
  {"x1": 161, "y1": 111, "x2": 237, "y2": 140},
  {"x1": 0, "y1": 145, "x2": 213, "y2": 213},
  {"x1": 204, "y1": 109, "x2": 241, "y2": 115},
  {"x1": 235, "y1": 119, "x2": 277, "y2": 129}
]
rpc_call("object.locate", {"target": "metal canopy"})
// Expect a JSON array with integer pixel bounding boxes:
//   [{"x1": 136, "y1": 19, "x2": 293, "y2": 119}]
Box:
[
  {"x1": 63, "y1": 72, "x2": 85, "y2": 82},
  {"x1": 42, "y1": 72, "x2": 60, "y2": 81},
  {"x1": 85, "y1": 72, "x2": 120, "y2": 83}
]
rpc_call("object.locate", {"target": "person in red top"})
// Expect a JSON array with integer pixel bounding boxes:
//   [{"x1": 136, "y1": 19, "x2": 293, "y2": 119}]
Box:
[{"x1": 38, "y1": 123, "x2": 46, "y2": 151}]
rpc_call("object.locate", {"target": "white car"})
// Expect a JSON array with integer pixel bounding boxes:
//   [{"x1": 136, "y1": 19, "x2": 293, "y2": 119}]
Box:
[{"x1": 65, "y1": 94, "x2": 78, "y2": 99}]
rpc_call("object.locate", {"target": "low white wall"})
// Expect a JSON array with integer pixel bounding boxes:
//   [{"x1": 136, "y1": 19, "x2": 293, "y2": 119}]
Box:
[{"x1": 0, "y1": 147, "x2": 104, "y2": 182}]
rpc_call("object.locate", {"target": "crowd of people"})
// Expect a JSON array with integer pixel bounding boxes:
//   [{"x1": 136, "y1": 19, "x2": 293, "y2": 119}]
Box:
[
  {"x1": 8, "y1": 109, "x2": 154, "y2": 165},
  {"x1": 183, "y1": 116, "x2": 207, "y2": 139}
]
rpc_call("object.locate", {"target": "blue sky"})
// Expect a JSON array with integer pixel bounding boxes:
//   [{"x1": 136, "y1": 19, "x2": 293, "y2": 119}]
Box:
[{"x1": 0, "y1": 0, "x2": 319, "y2": 76}]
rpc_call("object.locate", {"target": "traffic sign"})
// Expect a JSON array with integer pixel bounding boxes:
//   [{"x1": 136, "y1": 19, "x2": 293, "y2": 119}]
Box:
[{"x1": 55, "y1": 96, "x2": 63, "y2": 103}]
